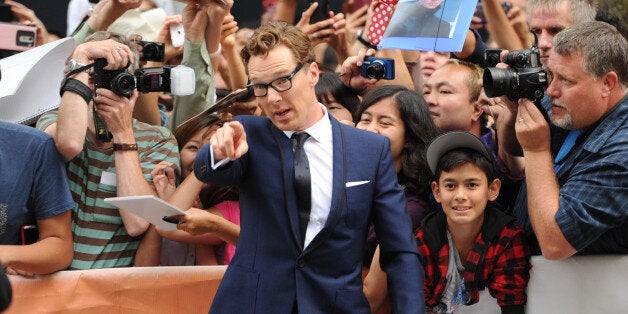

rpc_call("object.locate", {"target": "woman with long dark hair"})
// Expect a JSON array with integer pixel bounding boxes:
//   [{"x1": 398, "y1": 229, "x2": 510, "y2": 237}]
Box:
[{"x1": 355, "y1": 85, "x2": 439, "y2": 266}]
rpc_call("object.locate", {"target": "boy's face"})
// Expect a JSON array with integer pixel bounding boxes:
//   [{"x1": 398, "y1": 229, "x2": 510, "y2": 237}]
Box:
[{"x1": 432, "y1": 163, "x2": 501, "y2": 228}]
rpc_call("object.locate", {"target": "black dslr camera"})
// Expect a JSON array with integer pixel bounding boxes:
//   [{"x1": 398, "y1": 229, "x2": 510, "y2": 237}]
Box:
[
  {"x1": 137, "y1": 40, "x2": 165, "y2": 62},
  {"x1": 361, "y1": 57, "x2": 395, "y2": 80},
  {"x1": 92, "y1": 58, "x2": 195, "y2": 141},
  {"x1": 93, "y1": 58, "x2": 195, "y2": 97},
  {"x1": 93, "y1": 58, "x2": 136, "y2": 98},
  {"x1": 482, "y1": 38, "x2": 547, "y2": 102}
]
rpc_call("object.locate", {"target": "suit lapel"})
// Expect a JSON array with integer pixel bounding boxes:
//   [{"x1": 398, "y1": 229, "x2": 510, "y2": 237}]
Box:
[
  {"x1": 303, "y1": 115, "x2": 346, "y2": 256},
  {"x1": 268, "y1": 122, "x2": 302, "y2": 250}
]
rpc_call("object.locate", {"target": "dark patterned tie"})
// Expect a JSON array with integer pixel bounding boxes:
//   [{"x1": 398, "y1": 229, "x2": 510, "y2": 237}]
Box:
[{"x1": 292, "y1": 132, "x2": 311, "y2": 245}]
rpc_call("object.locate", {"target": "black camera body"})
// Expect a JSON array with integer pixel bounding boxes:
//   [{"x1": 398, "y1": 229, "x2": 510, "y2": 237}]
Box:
[
  {"x1": 137, "y1": 40, "x2": 165, "y2": 62},
  {"x1": 135, "y1": 67, "x2": 174, "y2": 93},
  {"x1": 93, "y1": 58, "x2": 136, "y2": 98},
  {"x1": 361, "y1": 57, "x2": 395, "y2": 80},
  {"x1": 92, "y1": 59, "x2": 196, "y2": 141},
  {"x1": 483, "y1": 35, "x2": 551, "y2": 123},
  {"x1": 483, "y1": 42, "x2": 547, "y2": 102},
  {"x1": 483, "y1": 48, "x2": 503, "y2": 68}
]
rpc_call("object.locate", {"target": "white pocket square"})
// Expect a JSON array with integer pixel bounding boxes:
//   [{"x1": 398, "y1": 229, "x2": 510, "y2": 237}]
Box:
[{"x1": 346, "y1": 180, "x2": 370, "y2": 187}]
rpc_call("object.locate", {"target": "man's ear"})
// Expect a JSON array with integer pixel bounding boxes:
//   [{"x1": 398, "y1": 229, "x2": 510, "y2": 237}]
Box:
[
  {"x1": 487, "y1": 178, "x2": 501, "y2": 201},
  {"x1": 431, "y1": 181, "x2": 442, "y2": 203},
  {"x1": 471, "y1": 101, "x2": 483, "y2": 122},
  {"x1": 601, "y1": 71, "x2": 618, "y2": 99},
  {"x1": 309, "y1": 62, "x2": 320, "y2": 86}
]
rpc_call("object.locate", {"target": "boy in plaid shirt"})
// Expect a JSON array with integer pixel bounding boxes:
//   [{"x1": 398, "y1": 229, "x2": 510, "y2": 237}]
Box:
[{"x1": 365, "y1": 131, "x2": 531, "y2": 313}]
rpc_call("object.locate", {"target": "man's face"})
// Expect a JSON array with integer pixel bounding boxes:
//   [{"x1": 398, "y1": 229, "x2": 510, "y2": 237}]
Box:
[
  {"x1": 545, "y1": 50, "x2": 608, "y2": 130},
  {"x1": 529, "y1": 1, "x2": 572, "y2": 64},
  {"x1": 422, "y1": 64, "x2": 481, "y2": 133},
  {"x1": 423, "y1": 0, "x2": 443, "y2": 9},
  {"x1": 247, "y1": 45, "x2": 322, "y2": 131},
  {"x1": 419, "y1": 50, "x2": 450, "y2": 81}
]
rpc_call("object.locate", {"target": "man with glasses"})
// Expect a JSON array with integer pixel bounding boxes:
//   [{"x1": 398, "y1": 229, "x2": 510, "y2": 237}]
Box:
[{"x1": 194, "y1": 21, "x2": 425, "y2": 313}]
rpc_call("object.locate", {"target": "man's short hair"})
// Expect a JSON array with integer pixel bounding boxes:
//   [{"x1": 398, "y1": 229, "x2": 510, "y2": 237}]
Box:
[
  {"x1": 527, "y1": 0, "x2": 596, "y2": 25},
  {"x1": 553, "y1": 21, "x2": 628, "y2": 88},
  {"x1": 240, "y1": 21, "x2": 315, "y2": 67}
]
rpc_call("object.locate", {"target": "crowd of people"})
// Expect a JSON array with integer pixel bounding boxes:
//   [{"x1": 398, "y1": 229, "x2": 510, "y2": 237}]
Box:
[{"x1": 0, "y1": 0, "x2": 626, "y2": 312}]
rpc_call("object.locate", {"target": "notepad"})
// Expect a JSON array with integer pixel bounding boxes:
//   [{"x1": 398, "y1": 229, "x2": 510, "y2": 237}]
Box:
[
  {"x1": 0, "y1": 37, "x2": 75, "y2": 124},
  {"x1": 104, "y1": 195, "x2": 186, "y2": 231}
]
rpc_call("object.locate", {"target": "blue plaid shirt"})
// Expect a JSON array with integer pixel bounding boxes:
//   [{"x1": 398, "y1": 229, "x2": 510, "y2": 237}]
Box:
[{"x1": 515, "y1": 94, "x2": 628, "y2": 255}]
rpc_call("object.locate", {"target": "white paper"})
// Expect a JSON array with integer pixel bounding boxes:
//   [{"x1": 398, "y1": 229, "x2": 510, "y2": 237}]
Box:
[
  {"x1": 0, "y1": 37, "x2": 76, "y2": 124},
  {"x1": 104, "y1": 195, "x2": 186, "y2": 231}
]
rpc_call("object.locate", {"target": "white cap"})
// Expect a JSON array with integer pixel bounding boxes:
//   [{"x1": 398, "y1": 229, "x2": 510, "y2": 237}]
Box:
[{"x1": 107, "y1": 8, "x2": 166, "y2": 42}]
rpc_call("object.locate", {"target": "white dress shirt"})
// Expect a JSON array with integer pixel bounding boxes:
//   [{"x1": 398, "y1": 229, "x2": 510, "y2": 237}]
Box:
[
  {"x1": 285, "y1": 104, "x2": 333, "y2": 248},
  {"x1": 210, "y1": 104, "x2": 334, "y2": 248}
]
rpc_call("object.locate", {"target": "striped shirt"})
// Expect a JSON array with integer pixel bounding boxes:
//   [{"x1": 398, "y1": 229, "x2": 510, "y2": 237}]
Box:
[{"x1": 37, "y1": 111, "x2": 180, "y2": 269}]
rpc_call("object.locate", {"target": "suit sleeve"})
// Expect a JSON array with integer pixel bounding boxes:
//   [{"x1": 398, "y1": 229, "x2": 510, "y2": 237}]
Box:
[{"x1": 371, "y1": 138, "x2": 425, "y2": 313}]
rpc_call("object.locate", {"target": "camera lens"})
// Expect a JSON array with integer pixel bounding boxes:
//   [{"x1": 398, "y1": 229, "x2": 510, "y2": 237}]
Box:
[
  {"x1": 143, "y1": 43, "x2": 157, "y2": 60},
  {"x1": 483, "y1": 67, "x2": 515, "y2": 98},
  {"x1": 365, "y1": 61, "x2": 386, "y2": 80},
  {"x1": 111, "y1": 73, "x2": 136, "y2": 97}
]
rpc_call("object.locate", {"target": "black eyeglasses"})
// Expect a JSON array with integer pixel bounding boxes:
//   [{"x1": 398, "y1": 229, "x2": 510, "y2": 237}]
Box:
[{"x1": 248, "y1": 63, "x2": 303, "y2": 97}]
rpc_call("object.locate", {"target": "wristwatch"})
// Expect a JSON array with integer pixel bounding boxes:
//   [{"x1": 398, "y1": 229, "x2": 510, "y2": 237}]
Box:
[
  {"x1": 357, "y1": 29, "x2": 378, "y2": 50},
  {"x1": 64, "y1": 59, "x2": 89, "y2": 75}
]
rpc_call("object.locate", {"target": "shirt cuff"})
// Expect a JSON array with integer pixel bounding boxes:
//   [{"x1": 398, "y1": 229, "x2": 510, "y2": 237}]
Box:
[{"x1": 210, "y1": 145, "x2": 231, "y2": 170}]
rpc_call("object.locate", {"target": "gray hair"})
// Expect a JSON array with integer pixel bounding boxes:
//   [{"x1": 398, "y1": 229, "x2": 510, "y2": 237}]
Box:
[
  {"x1": 527, "y1": 0, "x2": 596, "y2": 25},
  {"x1": 553, "y1": 21, "x2": 628, "y2": 88}
]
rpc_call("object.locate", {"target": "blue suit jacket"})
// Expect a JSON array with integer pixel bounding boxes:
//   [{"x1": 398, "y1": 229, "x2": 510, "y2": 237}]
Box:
[{"x1": 195, "y1": 114, "x2": 425, "y2": 313}]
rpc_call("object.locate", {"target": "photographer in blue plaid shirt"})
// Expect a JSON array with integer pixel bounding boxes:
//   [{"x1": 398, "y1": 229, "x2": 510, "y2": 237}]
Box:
[{"x1": 502, "y1": 21, "x2": 627, "y2": 259}]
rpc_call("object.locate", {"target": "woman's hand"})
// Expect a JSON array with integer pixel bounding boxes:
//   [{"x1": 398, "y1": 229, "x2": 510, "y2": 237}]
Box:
[{"x1": 151, "y1": 161, "x2": 177, "y2": 200}]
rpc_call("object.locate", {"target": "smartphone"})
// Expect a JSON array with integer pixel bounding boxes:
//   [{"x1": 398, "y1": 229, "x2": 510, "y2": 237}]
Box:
[
  {"x1": 306, "y1": 0, "x2": 330, "y2": 24},
  {"x1": 0, "y1": 22, "x2": 37, "y2": 51},
  {"x1": 20, "y1": 225, "x2": 38, "y2": 245}
]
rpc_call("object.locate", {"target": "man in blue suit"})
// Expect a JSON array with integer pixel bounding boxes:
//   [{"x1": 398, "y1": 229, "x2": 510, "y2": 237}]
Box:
[{"x1": 194, "y1": 21, "x2": 425, "y2": 313}]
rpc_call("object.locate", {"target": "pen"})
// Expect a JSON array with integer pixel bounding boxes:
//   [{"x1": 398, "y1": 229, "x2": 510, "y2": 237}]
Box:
[
  {"x1": 191, "y1": 0, "x2": 227, "y2": 6},
  {"x1": 162, "y1": 216, "x2": 181, "y2": 224}
]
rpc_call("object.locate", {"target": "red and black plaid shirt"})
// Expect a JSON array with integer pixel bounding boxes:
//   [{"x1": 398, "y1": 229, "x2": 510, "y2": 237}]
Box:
[{"x1": 416, "y1": 204, "x2": 531, "y2": 312}]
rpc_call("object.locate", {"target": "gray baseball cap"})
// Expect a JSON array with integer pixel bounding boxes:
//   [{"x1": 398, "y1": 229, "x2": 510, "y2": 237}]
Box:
[{"x1": 426, "y1": 131, "x2": 494, "y2": 175}]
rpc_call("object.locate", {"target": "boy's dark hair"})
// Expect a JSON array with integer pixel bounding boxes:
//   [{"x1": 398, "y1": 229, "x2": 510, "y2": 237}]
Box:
[{"x1": 433, "y1": 148, "x2": 497, "y2": 182}]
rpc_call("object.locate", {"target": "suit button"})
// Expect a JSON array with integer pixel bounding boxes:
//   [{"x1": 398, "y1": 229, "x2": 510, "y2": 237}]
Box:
[{"x1": 296, "y1": 259, "x2": 305, "y2": 269}]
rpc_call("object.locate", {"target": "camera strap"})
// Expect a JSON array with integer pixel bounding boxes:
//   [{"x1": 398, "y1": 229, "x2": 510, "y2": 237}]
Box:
[{"x1": 66, "y1": 62, "x2": 95, "y2": 78}]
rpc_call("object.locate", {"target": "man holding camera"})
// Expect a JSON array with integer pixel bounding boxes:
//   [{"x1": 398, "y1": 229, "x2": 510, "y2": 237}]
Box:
[
  {"x1": 194, "y1": 21, "x2": 424, "y2": 313},
  {"x1": 503, "y1": 21, "x2": 627, "y2": 259},
  {"x1": 36, "y1": 31, "x2": 180, "y2": 269}
]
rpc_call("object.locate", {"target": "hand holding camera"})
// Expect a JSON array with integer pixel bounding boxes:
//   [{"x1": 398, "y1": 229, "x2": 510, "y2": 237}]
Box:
[
  {"x1": 482, "y1": 34, "x2": 550, "y2": 123},
  {"x1": 339, "y1": 48, "x2": 395, "y2": 95},
  {"x1": 482, "y1": 39, "x2": 546, "y2": 102},
  {"x1": 72, "y1": 39, "x2": 134, "y2": 72},
  {"x1": 93, "y1": 83, "x2": 138, "y2": 140},
  {"x1": 360, "y1": 57, "x2": 395, "y2": 80}
]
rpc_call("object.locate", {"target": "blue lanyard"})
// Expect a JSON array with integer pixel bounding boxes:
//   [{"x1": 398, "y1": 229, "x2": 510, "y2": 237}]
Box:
[{"x1": 554, "y1": 130, "x2": 581, "y2": 173}]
